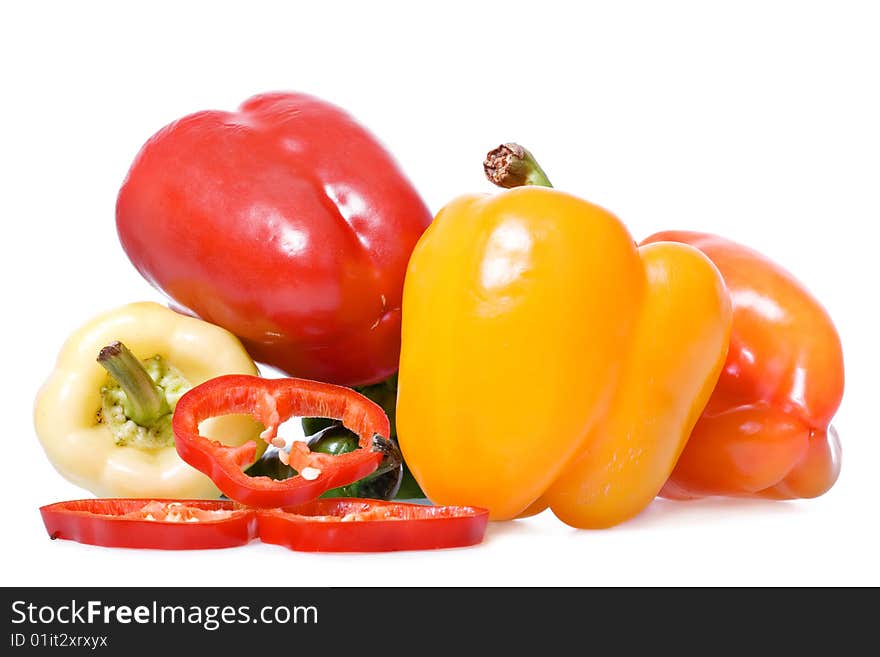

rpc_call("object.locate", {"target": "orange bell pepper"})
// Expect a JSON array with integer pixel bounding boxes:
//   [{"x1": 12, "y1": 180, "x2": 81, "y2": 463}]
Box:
[
  {"x1": 396, "y1": 145, "x2": 732, "y2": 527},
  {"x1": 640, "y1": 231, "x2": 844, "y2": 500}
]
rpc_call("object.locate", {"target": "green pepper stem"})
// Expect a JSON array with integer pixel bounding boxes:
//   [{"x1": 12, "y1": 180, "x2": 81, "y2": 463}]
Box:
[
  {"x1": 483, "y1": 143, "x2": 553, "y2": 189},
  {"x1": 97, "y1": 341, "x2": 170, "y2": 425}
]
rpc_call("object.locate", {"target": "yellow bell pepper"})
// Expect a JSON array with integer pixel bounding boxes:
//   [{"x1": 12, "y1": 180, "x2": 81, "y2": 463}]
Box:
[
  {"x1": 396, "y1": 145, "x2": 732, "y2": 527},
  {"x1": 34, "y1": 301, "x2": 265, "y2": 498},
  {"x1": 528, "y1": 242, "x2": 733, "y2": 527}
]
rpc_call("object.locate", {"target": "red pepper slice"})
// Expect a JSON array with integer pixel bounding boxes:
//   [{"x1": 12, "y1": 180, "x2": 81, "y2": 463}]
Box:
[
  {"x1": 40, "y1": 499, "x2": 256, "y2": 550},
  {"x1": 257, "y1": 498, "x2": 490, "y2": 552},
  {"x1": 172, "y1": 375, "x2": 389, "y2": 507}
]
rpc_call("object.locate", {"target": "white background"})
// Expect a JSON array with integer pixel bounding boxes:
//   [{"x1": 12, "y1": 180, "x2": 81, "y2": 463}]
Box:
[{"x1": 2, "y1": 0, "x2": 877, "y2": 586}]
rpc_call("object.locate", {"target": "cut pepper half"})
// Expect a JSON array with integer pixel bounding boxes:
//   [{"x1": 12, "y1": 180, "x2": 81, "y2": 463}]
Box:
[
  {"x1": 257, "y1": 498, "x2": 490, "y2": 552},
  {"x1": 172, "y1": 375, "x2": 389, "y2": 507},
  {"x1": 40, "y1": 499, "x2": 256, "y2": 550}
]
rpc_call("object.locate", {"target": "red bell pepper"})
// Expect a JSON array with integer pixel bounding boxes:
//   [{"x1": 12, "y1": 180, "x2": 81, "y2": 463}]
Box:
[
  {"x1": 172, "y1": 375, "x2": 389, "y2": 507},
  {"x1": 40, "y1": 499, "x2": 256, "y2": 550},
  {"x1": 641, "y1": 231, "x2": 844, "y2": 499},
  {"x1": 116, "y1": 92, "x2": 433, "y2": 387},
  {"x1": 257, "y1": 498, "x2": 490, "y2": 552}
]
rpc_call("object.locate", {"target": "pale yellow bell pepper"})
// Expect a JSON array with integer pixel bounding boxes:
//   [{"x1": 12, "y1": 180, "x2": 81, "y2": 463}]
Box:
[{"x1": 34, "y1": 301, "x2": 265, "y2": 498}]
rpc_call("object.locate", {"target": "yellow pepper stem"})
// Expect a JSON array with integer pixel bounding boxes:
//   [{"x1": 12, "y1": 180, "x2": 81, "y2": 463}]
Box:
[
  {"x1": 483, "y1": 143, "x2": 553, "y2": 189},
  {"x1": 97, "y1": 341, "x2": 170, "y2": 426}
]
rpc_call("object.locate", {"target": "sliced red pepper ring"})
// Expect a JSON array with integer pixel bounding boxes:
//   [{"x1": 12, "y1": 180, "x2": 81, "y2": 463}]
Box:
[
  {"x1": 39, "y1": 499, "x2": 256, "y2": 550},
  {"x1": 172, "y1": 375, "x2": 389, "y2": 507},
  {"x1": 256, "y1": 498, "x2": 490, "y2": 552}
]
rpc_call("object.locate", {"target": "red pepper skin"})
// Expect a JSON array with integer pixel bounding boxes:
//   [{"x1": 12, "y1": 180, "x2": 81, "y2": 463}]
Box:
[
  {"x1": 172, "y1": 375, "x2": 388, "y2": 507},
  {"x1": 116, "y1": 92, "x2": 432, "y2": 387},
  {"x1": 641, "y1": 231, "x2": 844, "y2": 499},
  {"x1": 257, "y1": 498, "x2": 489, "y2": 552},
  {"x1": 40, "y1": 499, "x2": 256, "y2": 550}
]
